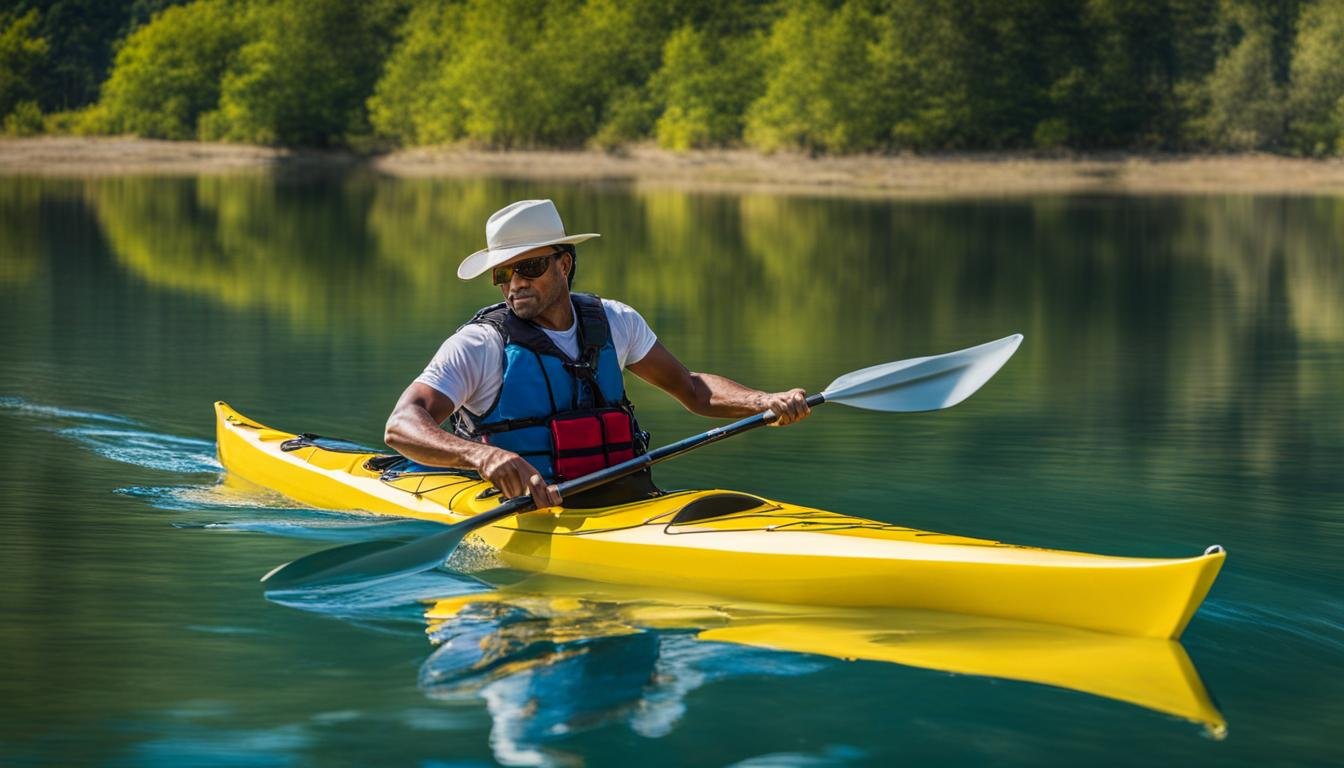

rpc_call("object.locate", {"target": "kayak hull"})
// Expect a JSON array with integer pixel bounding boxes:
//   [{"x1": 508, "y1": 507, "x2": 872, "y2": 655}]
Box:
[{"x1": 215, "y1": 401, "x2": 1223, "y2": 639}]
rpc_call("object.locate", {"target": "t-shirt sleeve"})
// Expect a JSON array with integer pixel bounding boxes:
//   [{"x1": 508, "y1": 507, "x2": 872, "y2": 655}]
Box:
[
  {"x1": 413, "y1": 324, "x2": 504, "y2": 415},
  {"x1": 602, "y1": 299, "x2": 658, "y2": 367}
]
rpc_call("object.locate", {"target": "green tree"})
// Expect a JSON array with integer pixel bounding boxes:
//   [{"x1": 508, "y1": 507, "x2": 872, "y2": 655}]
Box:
[
  {"x1": 11, "y1": 0, "x2": 1336, "y2": 152},
  {"x1": 402, "y1": 0, "x2": 672, "y2": 147},
  {"x1": 879, "y1": 0, "x2": 972, "y2": 149},
  {"x1": 0, "y1": 9, "x2": 48, "y2": 121},
  {"x1": 875, "y1": 0, "x2": 1079, "y2": 150},
  {"x1": 650, "y1": 25, "x2": 764, "y2": 150},
  {"x1": 368, "y1": 0, "x2": 464, "y2": 145},
  {"x1": 371, "y1": 0, "x2": 780, "y2": 150},
  {"x1": 201, "y1": 0, "x2": 404, "y2": 146},
  {"x1": 9, "y1": 1, "x2": 186, "y2": 113},
  {"x1": 1066, "y1": 0, "x2": 1179, "y2": 147},
  {"x1": 1289, "y1": 0, "x2": 1344, "y2": 154},
  {"x1": 93, "y1": 0, "x2": 246, "y2": 139},
  {"x1": 745, "y1": 0, "x2": 895, "y2": 153},
  {"x1": 1186, "y1": 3, "x2": 1287, "y2": 149}
]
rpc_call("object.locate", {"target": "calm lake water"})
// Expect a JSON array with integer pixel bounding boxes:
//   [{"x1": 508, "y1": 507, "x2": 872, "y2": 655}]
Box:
[{"x1": 1, "y1": 173, "x2": 1341, "y2": 767}]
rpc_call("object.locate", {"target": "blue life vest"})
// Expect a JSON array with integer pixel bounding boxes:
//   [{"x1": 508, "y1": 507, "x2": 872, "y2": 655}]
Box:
[{"x1": 450, "y1": 293, "x2": 646, "y2": 482}]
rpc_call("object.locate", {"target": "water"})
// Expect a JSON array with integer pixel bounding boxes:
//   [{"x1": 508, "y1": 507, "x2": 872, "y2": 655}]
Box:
[{"x1": 1, "y1": 173, "x2": 1341, "y2": 766}]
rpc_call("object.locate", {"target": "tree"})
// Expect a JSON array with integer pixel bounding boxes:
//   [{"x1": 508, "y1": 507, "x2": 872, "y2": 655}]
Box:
[
  {"x1": 745, "y1": 0, "x2": 895, "y2": 153},
  {"x1": 385, "y1": 0, "x2": 673, "y2": 148},
  {"x1": 1185, "y1": 3, "x2": 1287, "y2": 149},
  {"x1": 1289, "y1": 0, "x2": 1344, "y2": 154},
  {"x1": 0, "y1": 9, "x2": 48, "y2": 121},
  {"x1": 649, "y1": 25, "x2": 764, "y2": 149},
  {"x1": 368, "y1": 0, "x2": 464, "y2": 145},
  {"x1": 94, "y1": 0, "x2": 246, "y2": 139},
  {"x1": 201, "y1": 0, "x2": 404, "y2": 146},
  {"x1": 9, "y1": 0, "x2": 186, "y2": 113}
]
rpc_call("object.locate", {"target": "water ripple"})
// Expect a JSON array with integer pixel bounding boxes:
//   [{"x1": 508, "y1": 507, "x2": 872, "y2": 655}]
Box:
[
  {"x1": 57, "y1": 425, "x2": 220, "y2": 474},
  {"x1": 0, "y1": 396, "x2": 140, "y2": 425},
  {"x1": 1, "y1": 396, "x2": 219, "y2": 473},
  {"x1": 266, "y1": 569, "x2": 489, "y2": 623},
  {"x1": 1197, "y1": 597, "x2": 1344, "y2": 661}
]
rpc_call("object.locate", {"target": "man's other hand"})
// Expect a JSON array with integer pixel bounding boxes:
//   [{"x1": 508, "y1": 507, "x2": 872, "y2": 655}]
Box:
[{"x1": 760, "y1": 388, "x2": 811, "y2": 426}]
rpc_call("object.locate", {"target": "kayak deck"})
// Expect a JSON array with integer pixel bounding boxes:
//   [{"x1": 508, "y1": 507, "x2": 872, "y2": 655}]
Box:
[{"x1": 215, "y1": 401, "x2": 1224, "y2": 639}]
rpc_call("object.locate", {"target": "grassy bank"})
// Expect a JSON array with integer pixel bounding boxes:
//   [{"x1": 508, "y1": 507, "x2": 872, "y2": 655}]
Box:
[{"x1": 6, "y1": 137, "x2": 1344, "y2": 198}]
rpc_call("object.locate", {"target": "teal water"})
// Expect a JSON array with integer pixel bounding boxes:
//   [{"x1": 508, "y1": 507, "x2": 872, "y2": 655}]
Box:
[{"x1": 1, "y1": 174, "x2": 1341, "y2": 766}]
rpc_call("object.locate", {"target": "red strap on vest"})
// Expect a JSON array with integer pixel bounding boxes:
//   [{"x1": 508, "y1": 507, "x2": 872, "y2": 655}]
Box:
[{"x1": 549, "y1": 408, "x2": 636, "y2": 481}]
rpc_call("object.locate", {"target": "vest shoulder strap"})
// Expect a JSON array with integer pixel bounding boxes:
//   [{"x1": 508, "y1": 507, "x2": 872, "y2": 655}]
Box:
[
  {"x1": 467, "y1": 293, "x2": 610, "y2": 363},
  {"x1": 571, "y1": 292, "x2": 609, "y2": 361},
  {"x1": 461, "y1": 301, "x2": 508, "y2": 336}
]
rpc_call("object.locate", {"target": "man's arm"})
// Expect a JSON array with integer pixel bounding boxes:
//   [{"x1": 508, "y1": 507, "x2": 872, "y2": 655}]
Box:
[
  {"x1": 384, "y1": 382, "x2": 561, "y2": 506},
  {"x1": 626, "y1": 342, "x2": 811, "y2": 425}
]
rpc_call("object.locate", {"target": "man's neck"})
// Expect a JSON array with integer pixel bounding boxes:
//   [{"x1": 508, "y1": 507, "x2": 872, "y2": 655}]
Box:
[{"x1": 531, "y1": 291, "x2": 574, "y2": 331}]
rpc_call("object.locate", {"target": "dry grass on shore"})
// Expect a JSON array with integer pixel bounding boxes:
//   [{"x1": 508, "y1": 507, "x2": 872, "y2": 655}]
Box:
[{"x1": 5, "y1": 136, "x2": 1344, "y2": 197}]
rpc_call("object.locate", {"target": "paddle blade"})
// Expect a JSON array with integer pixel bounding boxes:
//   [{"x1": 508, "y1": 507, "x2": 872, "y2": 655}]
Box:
[
  {"x1": 261, "y1": 524, "x2": 475, "y2": 590},
  {"x1": 821, "y1": 334, "x2": 1023, "y2": 412}
]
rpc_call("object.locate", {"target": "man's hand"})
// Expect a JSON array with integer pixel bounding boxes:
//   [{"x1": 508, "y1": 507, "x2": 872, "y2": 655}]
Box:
[
  {"x1": 760, "y1": 388, "x2": 811, "y2": 426},
  {"x1": 477, "y1": 447, "x2": 563, "y2": 509}
]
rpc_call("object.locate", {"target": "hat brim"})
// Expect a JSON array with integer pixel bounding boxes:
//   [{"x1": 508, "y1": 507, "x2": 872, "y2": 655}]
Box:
[{"x1": 457, "y1": 233, "x2": 600, "y2": 280}]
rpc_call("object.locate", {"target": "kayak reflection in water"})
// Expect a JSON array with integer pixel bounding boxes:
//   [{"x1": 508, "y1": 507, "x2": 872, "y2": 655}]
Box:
[
  {"x1": 419, "y1": 596, "x2": 830, "y2": 766},
  {"x1": 417, "y1": 580, "x2": 1226, "y2": 765},
  {"x1": 384, "y1": 199, "x2": 811, "y2": 508}
]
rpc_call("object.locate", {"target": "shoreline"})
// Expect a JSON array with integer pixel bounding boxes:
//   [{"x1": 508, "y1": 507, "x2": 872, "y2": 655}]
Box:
[{"x1": 5, "y1": 136, "x2": 1344, "y2": 197}]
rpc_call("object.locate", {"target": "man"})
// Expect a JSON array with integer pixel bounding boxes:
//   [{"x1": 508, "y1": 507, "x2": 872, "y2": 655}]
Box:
[{"x1": 385, "y1": 199, "x2": 810, "y2": 508}]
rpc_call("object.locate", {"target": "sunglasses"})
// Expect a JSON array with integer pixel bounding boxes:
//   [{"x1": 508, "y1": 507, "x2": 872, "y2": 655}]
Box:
[{"x1": 492, "y1": 252, "x2": 559, "y2": 285}]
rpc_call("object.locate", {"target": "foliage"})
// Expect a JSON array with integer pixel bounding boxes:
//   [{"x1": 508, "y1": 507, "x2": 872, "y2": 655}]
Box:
[
  {"x1": 367, "y1": 0, "x2": 463, "y2": 146},
  {"x1": 7, "y1": 0, "x2": 186, "y2": 113},
  {"x1": 744, "y1": 0, "x2": 896, "y2": 153},
  {"x1": 201, "y1": 0, "x2": 404, "y2": 147},
  {"x1": 590, "y1": 85, "x2": 657, "y2": 149},
  {"x1": 93, "y1": 0, "x2": 246, "y2": 139},
  {"x1": 40, "y1": 108, "x2": 84, "y2": 134},
  {"x1": 435, "y1": 0, "x2": 672, "y2": 147},
  {"x1": 1060, "y1": 0, "x2": 1187, "y2": 148},
  {"x1": 4, "y1": 100, "x2": 43, "y2": 135},
  {"x1": 0, "y1": 9, "x2": 48, "y2": 121},
  {"x1": 1289, "y1": 0, "x2": 1344, "y2": 154},
  {"x1": 650, "y1": 25, "x2": 763, "y2": 150},
  {"x1": 16, "y1": 0, "x2": 1344, "y2": 154},
  {"x1": 1186, "y1": 5, "x2": 1287, "y2": 150}
]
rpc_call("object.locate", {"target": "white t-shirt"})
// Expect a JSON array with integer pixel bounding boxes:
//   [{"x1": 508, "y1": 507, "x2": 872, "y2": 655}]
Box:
[{"x1": 416, "y1": 298, "x2": 658, "y2": 416}]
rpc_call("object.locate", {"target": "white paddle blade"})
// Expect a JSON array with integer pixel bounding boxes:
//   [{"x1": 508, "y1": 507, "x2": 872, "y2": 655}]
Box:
[{"x1": 821, "y1": 334, "x2": 1023, "y2": 412}]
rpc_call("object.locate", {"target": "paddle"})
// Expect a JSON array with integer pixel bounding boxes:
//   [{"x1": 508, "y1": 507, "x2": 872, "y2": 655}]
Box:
[{"x1": 260, "y1": 333, "x2": 1023, "y2": 591}]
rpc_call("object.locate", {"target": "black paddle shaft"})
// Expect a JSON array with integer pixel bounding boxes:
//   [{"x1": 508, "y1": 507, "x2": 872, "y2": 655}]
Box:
[
  {"x1": 262, "y1": 335, "x2": 1021, "y2": 590},
  {"x1": 261, "y1": 393, "x2": 827, "y2": 589}
]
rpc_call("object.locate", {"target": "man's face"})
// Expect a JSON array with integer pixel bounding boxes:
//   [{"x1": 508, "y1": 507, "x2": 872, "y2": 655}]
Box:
[{"x1": 499, "y1": 246, "x2": 570, "y2": 320}]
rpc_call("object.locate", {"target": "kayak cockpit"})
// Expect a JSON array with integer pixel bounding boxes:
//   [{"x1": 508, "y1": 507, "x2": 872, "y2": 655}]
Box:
[{"x1": 670, "y1": 493, "x2": 771, "y2": 524}]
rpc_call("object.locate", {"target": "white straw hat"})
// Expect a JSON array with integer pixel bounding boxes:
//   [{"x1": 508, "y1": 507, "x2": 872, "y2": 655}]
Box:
[{"x1": 457, "y1": 199, "x2": 600, "y2": 280}]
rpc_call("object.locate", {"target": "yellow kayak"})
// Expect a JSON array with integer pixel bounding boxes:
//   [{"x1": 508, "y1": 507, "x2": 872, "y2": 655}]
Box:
[{"x1": 215, "y1": 401, "x2": 1224, "y2": 639}]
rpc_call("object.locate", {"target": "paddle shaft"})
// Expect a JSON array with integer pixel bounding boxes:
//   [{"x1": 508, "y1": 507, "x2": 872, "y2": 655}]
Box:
[
  {"x1": 463, "y1": 392, "x2": 829, "y2": 531},
  {"x1": 259, "y1": 335, "x2": 1022, "y2": 589}
]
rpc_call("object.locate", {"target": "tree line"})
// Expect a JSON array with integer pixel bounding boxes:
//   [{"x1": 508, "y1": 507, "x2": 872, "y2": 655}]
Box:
[{"x1": 4, "y1": 0, "x2": 1344, "y2": 155}]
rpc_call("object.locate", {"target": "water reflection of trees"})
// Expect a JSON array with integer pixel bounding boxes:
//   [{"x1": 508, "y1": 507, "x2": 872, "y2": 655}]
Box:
[
  {"x1": 75, "y1": 176, "x2": 1343, "y2": 343},
  {"x1": 86, "y1": 175, "x2": 411, "y2": 331},
  {"x1": 0, "y1": 178, "x2": 57, "y2": 286},
  {"x1": 36, "y1": 176, "x2": 1344, "y2": 500}
]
